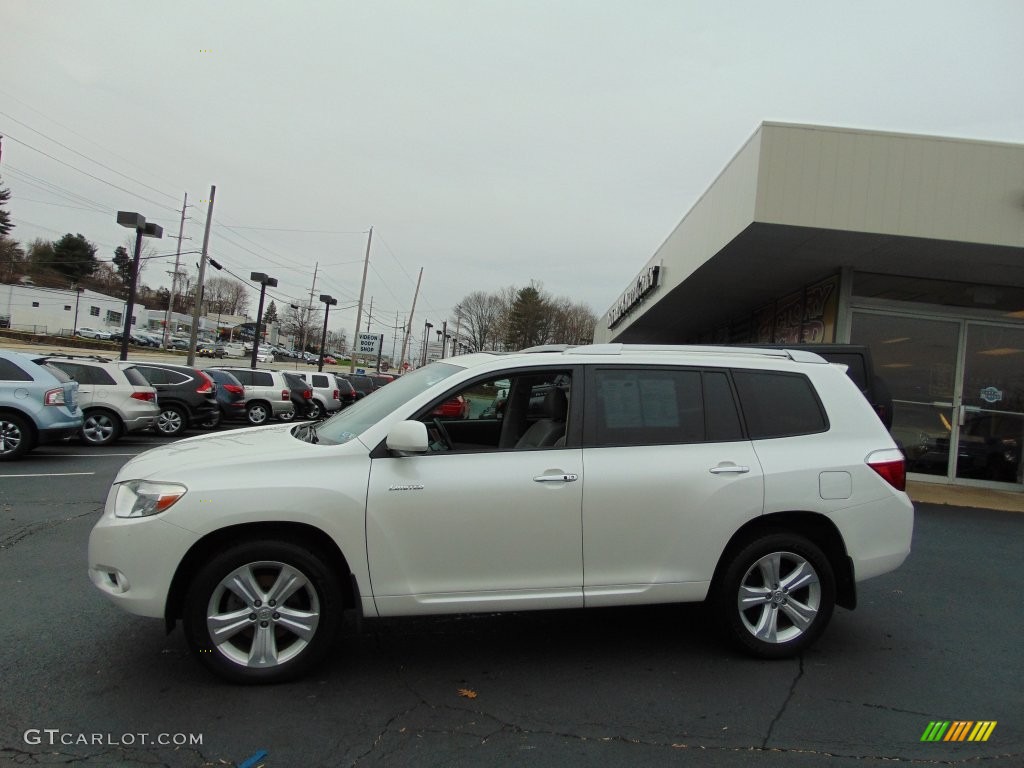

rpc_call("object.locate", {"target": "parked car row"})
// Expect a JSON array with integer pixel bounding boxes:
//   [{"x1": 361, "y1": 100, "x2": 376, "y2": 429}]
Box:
[{"x1": 0, "y1": 349, "x2": 395, "y2": 459}]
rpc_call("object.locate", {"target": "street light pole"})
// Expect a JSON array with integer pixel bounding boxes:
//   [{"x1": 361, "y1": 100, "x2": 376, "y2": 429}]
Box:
[
  {"x1": 250, "y1": 272, "x2": 277, "y2": 369},
  {"x1": 116, "y1": 211, "x2": 163, "y2": 361},
  {"x1": 317, "y1": 294, "x2": 337, "y2": 372}
]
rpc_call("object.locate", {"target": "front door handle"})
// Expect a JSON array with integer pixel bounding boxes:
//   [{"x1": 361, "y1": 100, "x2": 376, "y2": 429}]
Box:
[
  {"x1": 533, "y1": 473, "x2": 578, "y2": 483},
  {"x1": 709, "y1": 465, "x2": 750, "y2": 475}
]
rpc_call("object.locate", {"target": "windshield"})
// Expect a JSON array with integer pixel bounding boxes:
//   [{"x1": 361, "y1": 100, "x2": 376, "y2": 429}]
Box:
[{"x1": 313, "y1": 363, "x2": 463, "y2": 445}]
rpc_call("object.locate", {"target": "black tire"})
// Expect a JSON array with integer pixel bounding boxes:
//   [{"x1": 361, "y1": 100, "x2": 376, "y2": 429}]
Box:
[
  {"x1": 80, "y1": 409, "x2": 123, "y2": 446},
  {"x1": 199, "y1": 411, "x2": 222, "y2": 429},
  {"x1": 154, "y1": 404, "x2": 189, "y2": 438},
  {"x1": 278, "y1": 408, "x2": 296, "y2": 422},
  {"x1": 713, "y1": 533, "x2": 835, "y2": 659},
  {"x1": 306, "y1": 401, "x2": 323, "y2": 420},
  {"x1": 247, "y1": 401, "x2": 271, "y2": 425},
  {"x1": 182, "y1": 539, "x2": 344, "y2": 684},
  {"x1": 0, "y1": 412, "x2": 32, "y2": 461}
]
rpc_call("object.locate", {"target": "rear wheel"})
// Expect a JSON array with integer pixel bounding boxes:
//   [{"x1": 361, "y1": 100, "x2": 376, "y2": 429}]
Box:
[
  {"x1": 306, "y1": 401, "x2": 323, "y2": 420},
  {"x1": 714, "y1": 533, "x2": 835, "y2": 659},
  {"x1": 199, "y1": 411, "x2": 222, "y2": 429},
  {"x1": 182, "y1": 540, "x2": 343, "y2": 684},
  {"x1": 80, "y1": 409, "x2": 123, "y2": 446},
  {"x1": 0, "y1": 413, "x2": 32, "y2": 460}
]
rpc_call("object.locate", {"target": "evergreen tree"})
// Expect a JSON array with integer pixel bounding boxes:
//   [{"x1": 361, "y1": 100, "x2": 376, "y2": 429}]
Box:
[
  {"x1": 264, "y1": 300, "x2": 279, "y2": 325},
  {"x1": 0, "y1": 175, "x2": 13, "y2": 237},
  {"x1": 51, "y1": 233, "x2": 99, "y2": 282}
]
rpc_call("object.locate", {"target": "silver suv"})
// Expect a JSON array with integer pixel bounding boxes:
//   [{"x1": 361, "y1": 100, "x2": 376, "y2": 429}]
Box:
[
  {"x1": 41, "y1": 355, "x2": 159, "y2": 445},
  {"x1": 209, "y1": 367, "x2": 295, "y2": 425},
  {"x1": 290, "y1": 370, "x2": 344, "y2": 419}
]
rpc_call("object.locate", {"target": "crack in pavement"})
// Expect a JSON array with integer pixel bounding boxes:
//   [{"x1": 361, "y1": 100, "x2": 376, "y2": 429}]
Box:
[
  {"x1": 762, "y1": 654, "x2": 804, "y2": 748},
  {"x1": 0, "y1": 505, "x2": 102, "y2": 550},
  {"x1": 0, "y1": 744, "x2": 226, "y2": 766}
]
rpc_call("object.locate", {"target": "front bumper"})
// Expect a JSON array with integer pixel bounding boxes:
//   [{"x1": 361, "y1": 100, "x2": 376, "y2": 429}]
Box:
[{"x1": 89, "y1": 507, "x2": 198, "y2": 619}]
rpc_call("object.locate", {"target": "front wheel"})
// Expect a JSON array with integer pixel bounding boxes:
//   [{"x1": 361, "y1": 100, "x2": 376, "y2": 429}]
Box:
[
  {"x1": 247, "y1": 402, "x2": 271, "y2": 425},
  {"x1": 713, "y1": 533, "x2": 835, "y2": 659},
  {"x1": 182, "y1": 540, "x2": 344, "y2": 684},
  {"x1": 154, "y1": 404, "x2": 188, "y2": 437},
  {"x1": 306, "y1": 401, "x2": 323, "y2": 420}
]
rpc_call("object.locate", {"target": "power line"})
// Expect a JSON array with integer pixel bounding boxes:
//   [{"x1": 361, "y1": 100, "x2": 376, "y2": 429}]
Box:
[
  {"x1": 219, "y1": 224, "x2": 369, "y2": 234},
  {"x1": 1, "y1": 132, "x2": 180, "y2": 215},
  {"x1": 0, "y1": 109, "x2": 180, "y2": 203}
]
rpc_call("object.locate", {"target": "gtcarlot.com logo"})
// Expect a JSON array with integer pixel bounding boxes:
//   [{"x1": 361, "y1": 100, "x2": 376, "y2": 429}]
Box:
[{"x1": 921, "y1": 721, "x2": 997, "y2": 742}]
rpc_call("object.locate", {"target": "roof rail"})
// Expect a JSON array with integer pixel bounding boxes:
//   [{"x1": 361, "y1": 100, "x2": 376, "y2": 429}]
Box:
[
  {"x1": 560, "y1": 344, "x2": 827, "y2": 363},
  {"x1": 35, "y1": 353, "x2": 114, "y2": 363}
]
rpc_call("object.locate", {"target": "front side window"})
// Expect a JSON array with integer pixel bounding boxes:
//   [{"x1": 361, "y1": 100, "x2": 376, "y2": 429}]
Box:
[{"x1": 412, "y1": 369, "x2": 573, "y2": 453}]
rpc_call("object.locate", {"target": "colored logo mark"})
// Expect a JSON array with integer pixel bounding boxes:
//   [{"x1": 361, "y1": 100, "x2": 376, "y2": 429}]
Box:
[
  {"x1": 238, "y1": 749, "x2": 268, "y2": 768},
  {"x1": 921, "y1": 721, "x2": 997, "y2": 742}
]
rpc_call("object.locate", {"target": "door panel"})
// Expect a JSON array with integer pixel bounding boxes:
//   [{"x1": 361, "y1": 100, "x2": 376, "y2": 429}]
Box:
[
  {"x1": 581, "y1": 442, "x2": 763, "y2": 605},
  {"x1": 366, "y1": 449, "x2": 584, "y2": 615},
  {"x1": 955, "y1": 324, "x2": 1024, "y2": 485}
]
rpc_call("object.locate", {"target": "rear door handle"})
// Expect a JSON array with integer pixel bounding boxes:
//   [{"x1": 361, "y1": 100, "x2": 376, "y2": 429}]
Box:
[
  {"x1": 533, "y1": 473, "x2": 578, "y2": 483},
  {"x1": 709, "y1": 465, "x2": 750, "y2": 475}
]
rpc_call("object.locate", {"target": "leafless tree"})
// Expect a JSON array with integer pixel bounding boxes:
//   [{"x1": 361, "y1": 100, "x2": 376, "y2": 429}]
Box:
[
  {"x1": 457, "y1": 290, "x2": 506, "y2": 351},
  {"x1": 283, "y1": 302, "x2": 321, "y2": 352},
  {"x1": 204, "y1": 275, "x2": 251, "y2": 316}
]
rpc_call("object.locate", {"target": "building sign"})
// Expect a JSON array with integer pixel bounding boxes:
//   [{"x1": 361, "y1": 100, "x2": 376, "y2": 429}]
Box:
[
  {"x1": 356, "y1": 332, "x2": 383, "y2": 355},
  {"x1": 607, "y1": 263, "x2": 662, "y2": 329},
  {"x1": 980, "y1": 386, "x2": 1003, "y2": 404}
]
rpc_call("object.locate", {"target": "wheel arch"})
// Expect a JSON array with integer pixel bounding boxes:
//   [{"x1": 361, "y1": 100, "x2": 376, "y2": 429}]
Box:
[
  {"x1": 164, "y1": 521, "x2": 356, "y2": 632},
  {"x1": 83, "y1": 404, "x2": 124, "y2": 425},
  {"x1": 711, "y1": 511, "x2": 856, "y2": 610}
]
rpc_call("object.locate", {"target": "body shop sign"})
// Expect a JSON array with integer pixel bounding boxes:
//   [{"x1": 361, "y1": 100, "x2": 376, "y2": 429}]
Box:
[{"x1": 607, "y1": 263, "x2": 661, "y2": 329}]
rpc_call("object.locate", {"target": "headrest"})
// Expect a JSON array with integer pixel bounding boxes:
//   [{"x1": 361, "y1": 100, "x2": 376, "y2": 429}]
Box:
[{"x1": 544, "y1": 388, "x2": 568, "y2": 421}]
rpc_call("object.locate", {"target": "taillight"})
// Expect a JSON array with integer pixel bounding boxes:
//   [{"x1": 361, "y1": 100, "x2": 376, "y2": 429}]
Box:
[
  {"x1": 224, "y1": 384, "x2": 244, "y2": 395},
  {"x1": 282, "y1": 389, "x2": 290, "y2": 401},
  {"x1": 44, "y1": 387, "x2": 66, "y2": 406},
  {"x1": 333, "y1": 389, "x2": 340, "y2": 401},
  {"x1": 130, "y1": 391, "x2": 156, "y2": 402},
  {"x1": 867, "y1": 449, "x2": 906, "y2": 491},
  {"x1": 303, "y1": 389, "x2": 313, "y2": 399},
  {"x1": 195, "y1": 370, "x2": 214, "y2": 394}
]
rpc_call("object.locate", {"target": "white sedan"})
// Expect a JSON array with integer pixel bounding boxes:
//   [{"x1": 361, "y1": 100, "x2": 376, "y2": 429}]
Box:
[
  {"x1": 254, "y1": 350, "x2": 274, "y2": 363},
  {"x1": 76, "y1": 327, "x2": 112, "y2": 340}
]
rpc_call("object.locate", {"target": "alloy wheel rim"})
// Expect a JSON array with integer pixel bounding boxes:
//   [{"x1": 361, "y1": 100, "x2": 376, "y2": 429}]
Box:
[
  {"x1": 736, "y1": 551, "x2": 821, "y2": 644},
  {"x1": 206, "y1": 560, "x2": 320, "y2": 668},
  {"x1": 157, "y1": 410, "x2": 183, "y2": 434},
  {"x1": 0, "y1": 421, "x2": 23, "y2": 454},
  {"x1": 83, "y1": 414, "x2": 114, "y2": 443},
  {"x1": 249, "y1": 406, "x2": 268, "y2": 424}
]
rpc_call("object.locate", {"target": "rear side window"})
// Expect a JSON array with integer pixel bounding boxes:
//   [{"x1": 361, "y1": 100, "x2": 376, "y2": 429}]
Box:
[
  {"x1": 88, "y1": 366, "x2": 116, "y2": 385},
  {"x1": 312, "y1": 374, "x2": 329, "y2": 388},
  {"x1": 732, "y1": 370, "x2": 828, "y2": 439},
  {"x1": 252, "y1": 372, "x2": 274, "y2": 387},
  {"x1": 589, "y1": 368, "x2": 703, "y2": 446},
  {"x1": 0, "y1": 358, "x2": 33, "y2": 381},
  {"x1": 225, "y1": 370, "x2": 252, "y2": 385},
  {"x1": 122, "y1": 367, "x2": 149, "y2": 387}
]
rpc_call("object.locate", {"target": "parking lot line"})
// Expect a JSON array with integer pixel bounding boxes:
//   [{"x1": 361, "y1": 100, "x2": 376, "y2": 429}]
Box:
[{"x1": 0, "y1": 472, "x2": 97, "y2": 478}]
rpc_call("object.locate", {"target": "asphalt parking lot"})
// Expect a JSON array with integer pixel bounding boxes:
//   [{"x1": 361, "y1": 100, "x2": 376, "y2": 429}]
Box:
[{"x1": 0, "y1": 432, "x2": 1021, "y2": 767}]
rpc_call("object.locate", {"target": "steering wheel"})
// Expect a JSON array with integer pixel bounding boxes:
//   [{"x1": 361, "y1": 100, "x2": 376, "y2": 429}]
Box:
[{"x1": 431, "y1": 418, "x2": 453, "y2": 451}]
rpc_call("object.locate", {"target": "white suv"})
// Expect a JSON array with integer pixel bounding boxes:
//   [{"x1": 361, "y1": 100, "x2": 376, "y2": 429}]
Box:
[
  {"x1": 89, "y1": 345, "x2": 913, "y2": 683},
  {"x1": 291, "y1": 370, "x2": 344, "y2": 419},
  {"x1": 39, "y1": 355, "x2": 158, "y2": 445}
]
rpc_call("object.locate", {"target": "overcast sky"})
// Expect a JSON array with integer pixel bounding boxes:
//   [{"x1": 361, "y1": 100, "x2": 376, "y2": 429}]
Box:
[{"x1": 3, "y1": 1, "x2": 1023, "y2": 348}]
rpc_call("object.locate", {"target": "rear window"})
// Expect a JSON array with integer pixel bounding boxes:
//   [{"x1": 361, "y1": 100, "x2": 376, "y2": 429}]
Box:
[{"x1": 732, "y1": 370, "x2": 828, "y2": 439}]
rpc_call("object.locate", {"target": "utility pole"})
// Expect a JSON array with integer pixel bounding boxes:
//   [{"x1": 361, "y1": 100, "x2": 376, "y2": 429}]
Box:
[
  {"x1": 351, "y1": 226, "x2": 372, "y2": 372},
  {"x1": 390, "y1": 314, "x2": 402, "y2": 362},
  {"x1": 452, "y1": 304, "x2": 463, "y2": 355},
  {"x1": 163, "y1": 192, "x2": 189, "y2": 347},
  {"x1": 366, "y1": 296, "x2": 374, "y2": 330},
  {"x1": 298, "y1": 262, "x2": 318, "y2": 355},
  {"x1": 186, "y1": 185, "x2": 216, "y2": 367},
  {"x1": 397, "y1": 267, "x2": 422, "y2": 374}
]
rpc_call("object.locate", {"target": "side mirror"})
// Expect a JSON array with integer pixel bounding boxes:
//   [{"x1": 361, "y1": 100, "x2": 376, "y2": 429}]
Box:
[{"x1": 386, "y1": 420, "x2": 429, "y2": 455}]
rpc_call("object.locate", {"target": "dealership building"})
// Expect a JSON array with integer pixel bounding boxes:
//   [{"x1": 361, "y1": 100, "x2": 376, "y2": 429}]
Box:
[{"x1": 595, "y1": 122, "x2": 1024, "y2": 492}]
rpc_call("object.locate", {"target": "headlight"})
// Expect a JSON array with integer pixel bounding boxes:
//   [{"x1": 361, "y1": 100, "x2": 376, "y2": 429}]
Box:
[{"x1": 113, "y1": 480, "x2": 187, "y2": 518}]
